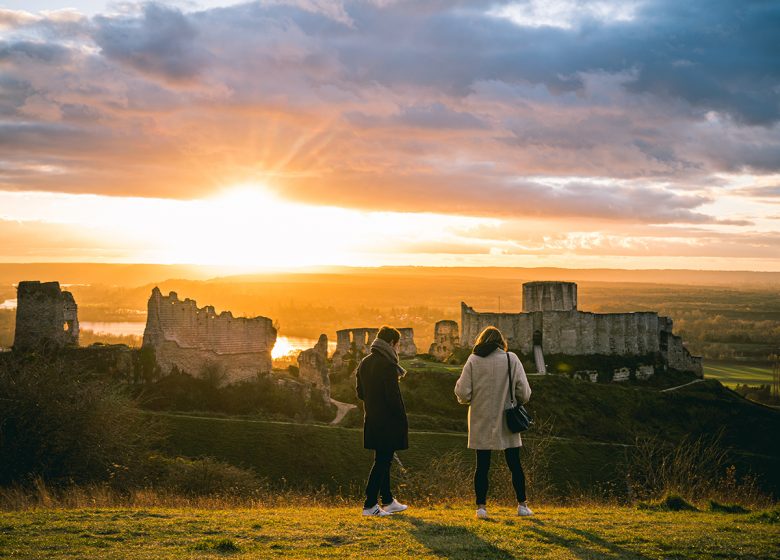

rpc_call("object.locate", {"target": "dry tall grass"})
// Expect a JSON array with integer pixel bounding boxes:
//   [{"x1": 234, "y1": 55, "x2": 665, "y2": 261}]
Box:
[
  {"x1": 624, "y1": 432, "x2": 772, "y2": 508},
  {"x1": 0, "y1": 478, "x2": 347, "y2": 511}
]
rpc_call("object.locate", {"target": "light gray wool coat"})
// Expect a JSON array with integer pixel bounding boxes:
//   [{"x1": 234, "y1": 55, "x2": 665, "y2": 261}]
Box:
[{"x1": 454, "y1": 349, "x2": 532, "y2": 450}]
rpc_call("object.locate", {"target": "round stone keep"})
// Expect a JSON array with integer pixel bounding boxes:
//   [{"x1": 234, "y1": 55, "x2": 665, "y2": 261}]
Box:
[{"x1": 522, "y1": 282, "x2": 577, "y2": 312}]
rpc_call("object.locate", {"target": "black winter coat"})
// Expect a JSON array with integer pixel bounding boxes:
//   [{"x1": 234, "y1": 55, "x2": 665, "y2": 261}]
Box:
[{"x1": 355, "y1": 350, "x2": 409, "y2": 451}]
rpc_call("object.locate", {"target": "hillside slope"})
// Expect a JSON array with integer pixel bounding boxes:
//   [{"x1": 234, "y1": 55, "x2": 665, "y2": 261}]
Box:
[{"x1": 161, "y1": 372, "x2": 780, "y2": 496}]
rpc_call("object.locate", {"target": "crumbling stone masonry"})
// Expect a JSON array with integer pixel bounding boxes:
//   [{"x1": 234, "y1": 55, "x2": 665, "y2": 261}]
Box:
[
  {"x1": 429, "y1": 320, "x2": 460, "y2": 361},
  {"x1": 297, "y1": 334, "x2": 330, "y2": 400},
  {"x1": 142, "y1": 287, "x2": 276, "y2": 384},
  {"x1": 13, "y1": 281, "x2": 79, "y2": 352},
  {"x1": 461, "y1": 281, "x2": 702, "y2": 377},
  {"x1": 398, "y1": 328, "x2": 417, "y2": 358},
  {"x1": 523, "y1": 281, "x2": 577, "y2": 312},
  {"x1": 332, "y1": 327, "x2": 417, "y2": 368}
]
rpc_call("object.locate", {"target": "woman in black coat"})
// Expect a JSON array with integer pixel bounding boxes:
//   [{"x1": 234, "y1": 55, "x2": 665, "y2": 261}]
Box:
[{"x1": 355, "y1": 326, "x2": 409, "y2": 516}]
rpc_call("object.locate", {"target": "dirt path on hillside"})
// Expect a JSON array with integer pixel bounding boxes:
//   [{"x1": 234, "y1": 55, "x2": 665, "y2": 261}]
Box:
[
  {"x1": 330, "y1": 398, "x2": 357, "y2": 425},
  {"x1": 661, "y1": 379, "x2": 705, "y2": 392}
]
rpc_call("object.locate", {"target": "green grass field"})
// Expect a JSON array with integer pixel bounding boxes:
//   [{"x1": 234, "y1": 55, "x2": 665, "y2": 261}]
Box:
[
  {"x1": 703, "y1": 361, "x2": 775, "y2": 387},
  {"x1": 157, "y1": 412, "x2": 630, "y2": 498},
  {"x1": 157, "y1": 404, "x2": 780, "y2": 500},
  {"x1": 155, "y1": 373, "x2": 780, "y2": 498},
  {"x1": 2, "y1": 505, "x2": 778, "y2": 559}
]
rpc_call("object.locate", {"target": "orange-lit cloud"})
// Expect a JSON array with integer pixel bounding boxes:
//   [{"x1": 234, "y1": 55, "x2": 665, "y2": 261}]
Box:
[{"x1": 0, "y1": 1, "x2": 778, "y2": 268}]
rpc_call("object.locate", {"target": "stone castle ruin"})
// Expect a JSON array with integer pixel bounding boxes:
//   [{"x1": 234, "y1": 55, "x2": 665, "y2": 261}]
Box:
[
  {"x1": 13, "y1": 281, "x2": 79, "y2": 352},
  {"x1": 142, "y1": 287, "x2": 277, "y2": 384},
  {"x1": 429, "y1": 320, "x2": 459, "y2": 361},
  {"x1": 332, "y1": 327, "x2": 417, "y2": 368},
  {"x1": 298, "y1": 334, "x2": 330, "y2": 390},
  {"x1": 461, "y1": 281, "x2": 702, "y2": 378}
]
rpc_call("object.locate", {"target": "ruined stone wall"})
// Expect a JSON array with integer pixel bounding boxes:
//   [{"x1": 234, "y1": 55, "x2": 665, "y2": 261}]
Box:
[
  {"x1": 143, "y1": 288, "x2": 275, "y2": 355},
  {"x1": 298, "y1": 334, "x2": 330, "y2": 398},
  {"x1": 460, "y1": 303, "x2": 534, "y2": 351},
  {"x1": 62, "y1": 291, "x2": 79, "y2": 342},
  {"x1": 142, "y1": 287, "x2": 276, "y2": 382},
  {"x1": 429, "y1": 320, "x2": 459, "y2": 361},
  {"x1": 539, "y1": 311, "x2": 659, "y2": 355},
  {"x1": 332, "y1": 328, "x2": 377, "y2": 368},
  {"x1": 522, "y1": 281, "x2": 577, "y2": 312},
  {"x1": 398, "y1": 328, "x2": 417, "y2": 357},
  {"x1": 659, "y1": 316, "x2": 703, "y2": 377},
  {"x1": 332, "y1": 326, "x2": 416, "y2": 367},
  {"x1": 462, "y1": 304, "x2": 659, "y2": 356},
  {"x1": 462, "y1": 288, "x2": 701, "y2": 375},
  {"x1": 13, "y1": 280, "x2": 79, "y2": 352}
]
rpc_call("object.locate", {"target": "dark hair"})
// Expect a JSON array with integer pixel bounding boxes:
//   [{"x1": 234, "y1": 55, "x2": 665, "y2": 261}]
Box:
[
  {"x1": 376, "y1": 325, "x2": 401, "y2": 345},
  {"x1": 473, "y1": 326, "x2": 507, "y2": 351}
]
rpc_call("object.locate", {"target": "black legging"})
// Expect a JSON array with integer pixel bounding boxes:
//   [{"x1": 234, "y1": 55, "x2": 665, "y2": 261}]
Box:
[
  {"x1": 363, "y1": 449, "x2": 395, "y2": 509},
  {"x1": 474, "y1": 447, "x2": 526, "y2": 506}
]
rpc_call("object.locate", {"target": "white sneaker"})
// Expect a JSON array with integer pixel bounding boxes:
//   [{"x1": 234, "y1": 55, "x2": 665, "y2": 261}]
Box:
[
  {"x1": 362, "y1": 504, "x2": 391, "y2": 517},
  {"x1": 517, "y1": 504, "x2": 534, "y2": 516},
  {"x1": 382, "y1": 499, "x2": 408, "y2": 513},
  {"x1": 476, "y1": 507, "x2": 488, "y2": 519}
]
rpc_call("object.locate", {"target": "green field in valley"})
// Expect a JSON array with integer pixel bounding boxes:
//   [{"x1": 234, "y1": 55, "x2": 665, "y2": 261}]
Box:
[
  {"x1": 703, "y1": 361, "x2": 775, "y2": 387},
  {"x1": 2, "y1": 505, "x2": 778, "y2": 559}
]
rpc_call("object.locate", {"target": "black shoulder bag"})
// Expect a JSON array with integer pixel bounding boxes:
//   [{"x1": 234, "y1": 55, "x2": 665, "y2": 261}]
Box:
[{"x1": 505, "y1": 353, "x2": 533, "y2": 433}]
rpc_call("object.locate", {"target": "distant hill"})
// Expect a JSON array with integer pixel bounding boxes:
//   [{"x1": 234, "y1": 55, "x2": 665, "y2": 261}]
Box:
[{"x1": 1, "y1": 263, "x2": 779, "y2": 289}]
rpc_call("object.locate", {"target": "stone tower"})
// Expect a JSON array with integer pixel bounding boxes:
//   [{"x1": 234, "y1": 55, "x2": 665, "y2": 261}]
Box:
[
  {"x1": 13, "y1": 281, "x2": 79, "y2": 352},
  {"x1": 522, "y1": 281, "x2": 577, "y2": 313},
  {"x1": 429, "y1": 320, "x2": 459, "y2": 361}
]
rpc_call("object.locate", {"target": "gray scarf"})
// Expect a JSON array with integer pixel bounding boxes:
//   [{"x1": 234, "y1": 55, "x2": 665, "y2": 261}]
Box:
[{"x1": 370, "y1": 337, "x2": 407, "y2": 377}]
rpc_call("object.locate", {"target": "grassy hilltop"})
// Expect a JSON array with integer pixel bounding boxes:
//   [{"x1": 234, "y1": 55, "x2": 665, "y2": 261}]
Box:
[{"x1": 2, "y1": 505, "x2": 779, "y2": 559}]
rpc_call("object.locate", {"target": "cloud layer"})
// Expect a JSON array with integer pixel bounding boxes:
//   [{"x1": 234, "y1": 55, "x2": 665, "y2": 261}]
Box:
[{"x1": 0, "y1": 0, "x2": 778, "y2": 265}]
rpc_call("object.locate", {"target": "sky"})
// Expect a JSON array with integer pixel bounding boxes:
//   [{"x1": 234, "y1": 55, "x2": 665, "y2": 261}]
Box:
[{"x1": 0, "y1": 0, "x2": 778, "y2": 270}]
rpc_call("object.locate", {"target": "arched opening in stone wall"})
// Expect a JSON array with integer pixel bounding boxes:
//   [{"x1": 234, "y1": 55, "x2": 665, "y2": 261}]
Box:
[{"x1": 533, "y1": 329, "x2": 543, "y2": 346}]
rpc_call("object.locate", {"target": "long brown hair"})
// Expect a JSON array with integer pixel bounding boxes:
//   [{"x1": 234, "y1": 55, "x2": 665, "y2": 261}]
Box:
[{"x1": 473, "y1": 326, "x2": 507, "y2": 351}]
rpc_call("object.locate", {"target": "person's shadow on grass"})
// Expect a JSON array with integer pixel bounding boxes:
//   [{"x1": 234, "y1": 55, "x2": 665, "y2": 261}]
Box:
[
  {"x1": 526, "y1": 518, "x2": 653, "y2": 560},
  {"x1": 403, "y1": 515, "x2": 526, "y2": 560}
]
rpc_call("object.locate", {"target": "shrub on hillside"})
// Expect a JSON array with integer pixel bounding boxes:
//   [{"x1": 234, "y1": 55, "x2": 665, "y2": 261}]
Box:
[
  {"x1": 624, "y1": 433, "x2": 768, "y2": 507},
  {"x1": 638, "y1": 494, "x2": 698, "y2": 511},
  {"x1": 140, "y1": 371, "x2": 334, "y2": 422},
  {"x1": 143, "y1": 455, "x2": 258, "y2": 496},
  {"x1": 447, "y1": 347, "x2": 471, "y2": 365},
  {"x1": 0, "y1": 355, "x2": 159, "y2": 486},
  {"x1": 709, "y1": 500, "x2": 749, "y2": 514},
  {"x1": 733, "y1": 384, "x2": 780, "y2": 406}
]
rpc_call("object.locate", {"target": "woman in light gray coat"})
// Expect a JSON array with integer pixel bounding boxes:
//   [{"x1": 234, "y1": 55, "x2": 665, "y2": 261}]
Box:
[{"x1": 454, "y1": 326, "x2": 532, "y2": 518}]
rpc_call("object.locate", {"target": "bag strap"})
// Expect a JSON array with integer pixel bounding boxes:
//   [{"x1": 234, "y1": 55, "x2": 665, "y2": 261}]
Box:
[{"x1": 506, "y1": 352, "x2": 515, "y2": 406}]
